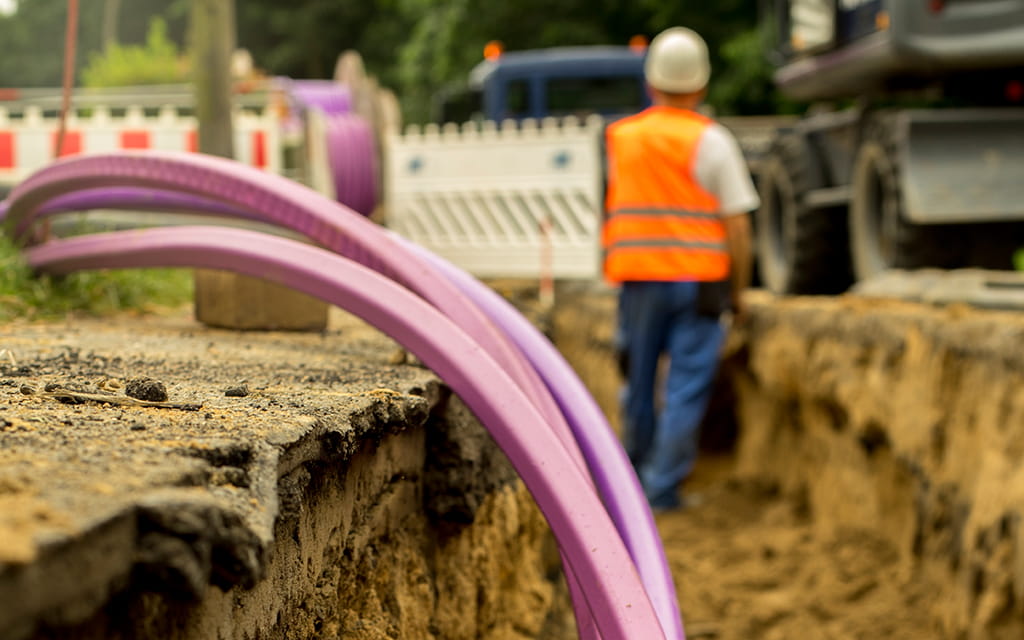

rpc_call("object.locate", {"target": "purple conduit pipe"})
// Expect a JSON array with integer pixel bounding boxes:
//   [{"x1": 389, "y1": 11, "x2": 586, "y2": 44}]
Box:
[
  {"x1": 4, "y1": 183, "x2": 604, "y2": 638},
  {"x1": 7, "y1": 185, "x2": 605, "y2": 638},
  {"x1": 2, "y1": 153, "x2": 608, "y2": 629},
  {"x1": 2, "y1": 152, "x2": 572, "y2": 469},
  {"x1": 400, "y1": 236, "x2": 683, "y2": 640},
  {"x1": 31, "y1": 187, "x2": 263, "y2": 220},
  {"x1": 25, "y1": 225, "x2": 666, "y2": 640},
  {"x1": 285, "y1": 79, "x2": 353, "y2": 116},
  {"x1": 282, "y1": 78, "x2": 378, "y2": 216},
  {"x1": 2, "y1": 154, "x2": 683, "y2": 638},
  {"x1": 325, "y1": 113, "x2": 378, "y2": 217}
]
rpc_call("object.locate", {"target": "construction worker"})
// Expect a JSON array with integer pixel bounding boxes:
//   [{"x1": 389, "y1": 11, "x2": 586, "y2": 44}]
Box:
[{"x1": 603, "y1": 26, "x2": 757, "y2": 511}]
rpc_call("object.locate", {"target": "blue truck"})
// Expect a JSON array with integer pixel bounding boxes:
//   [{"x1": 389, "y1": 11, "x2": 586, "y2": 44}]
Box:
[{"x1": 434, "y1": 44, "x2": 649, "y2": 124}]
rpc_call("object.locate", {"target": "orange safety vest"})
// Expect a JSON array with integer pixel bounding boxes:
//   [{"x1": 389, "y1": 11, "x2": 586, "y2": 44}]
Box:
[{"x1": 602, "y1": 106, "x2": 730, "y2": 283}]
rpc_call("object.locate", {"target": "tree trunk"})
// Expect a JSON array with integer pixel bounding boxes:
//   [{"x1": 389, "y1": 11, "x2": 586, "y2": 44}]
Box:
[
  {"x1": 101, "y1": 0, "x2": 121, "y2": 51},
  {"x1": 189, "y1": 0, "x2": 235, "y2": 158}
]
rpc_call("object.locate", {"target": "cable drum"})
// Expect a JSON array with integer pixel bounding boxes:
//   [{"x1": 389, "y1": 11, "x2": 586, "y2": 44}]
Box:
[
  {"x1": 325, "y1": 113, "x2": 379, "y2": 217},
  {"x1": 282, "y1": 75, "x2": 378, "y2": 216},
  {"x1": 286, "y1": 79, "x2": 353, "y2": 116}
]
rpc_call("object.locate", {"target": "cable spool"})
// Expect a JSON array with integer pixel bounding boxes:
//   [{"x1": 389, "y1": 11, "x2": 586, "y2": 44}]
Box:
[
  {"x1": 287, "y1": 79, "x2": 353, "y2": 116},
  {"x1": 325, "y1": 113, "x2": 378, "y2": 217},
  {"x1": 278, "y1": 76, "x2": 377, "y2": 216}
]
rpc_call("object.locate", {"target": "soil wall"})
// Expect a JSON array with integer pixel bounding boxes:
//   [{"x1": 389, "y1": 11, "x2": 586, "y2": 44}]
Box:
[
  {"x1": 553, "y1": 286, "x2": 1024, "y2": 639},
  {"x1": 733, "y1": 294, "x2": 1024, "y2": 639},
  {"x1": 0, "y1": 313, "x2": 570, "y2": 640}
]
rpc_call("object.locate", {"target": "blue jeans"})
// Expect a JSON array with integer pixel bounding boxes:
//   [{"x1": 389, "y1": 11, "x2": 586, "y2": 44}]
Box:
[{"x1": 618, "y1": 281, "x2": 725, "y2": 509}]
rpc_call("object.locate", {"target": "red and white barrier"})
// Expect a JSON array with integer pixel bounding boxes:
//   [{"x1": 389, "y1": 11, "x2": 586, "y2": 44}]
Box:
[{"x1": 0, "y1": 105, "x2": 281, "y2": 188}]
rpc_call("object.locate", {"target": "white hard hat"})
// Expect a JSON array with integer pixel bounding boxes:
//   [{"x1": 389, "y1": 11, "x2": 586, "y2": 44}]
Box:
[{"x1": 644, "y1": 27, "x2": 710, "y2": 94}]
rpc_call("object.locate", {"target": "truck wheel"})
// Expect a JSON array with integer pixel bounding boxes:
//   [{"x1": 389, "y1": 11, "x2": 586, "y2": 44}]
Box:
[
  {"x1": 756, "y1": 133, "x2": 851, "y2": 294},
  {"x1": 849, "y1": 117, "x2": 963, "y2": 281}
]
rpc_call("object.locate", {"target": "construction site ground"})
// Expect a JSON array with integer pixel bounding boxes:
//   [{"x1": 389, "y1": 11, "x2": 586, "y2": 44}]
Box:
[{"x1": 3, "y1": 279, "x2": 1024, "y2": 638}]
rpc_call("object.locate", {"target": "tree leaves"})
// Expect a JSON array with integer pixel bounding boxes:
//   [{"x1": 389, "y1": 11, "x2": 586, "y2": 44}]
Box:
[{"x1": 0, "y1": 0, "x2": 778, "y2": 116}]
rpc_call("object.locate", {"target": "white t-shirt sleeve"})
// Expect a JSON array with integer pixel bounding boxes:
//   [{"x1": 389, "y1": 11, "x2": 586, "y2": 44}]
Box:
[{"x1": 693, "y1": 123, "x2": 760, "y2": 216}]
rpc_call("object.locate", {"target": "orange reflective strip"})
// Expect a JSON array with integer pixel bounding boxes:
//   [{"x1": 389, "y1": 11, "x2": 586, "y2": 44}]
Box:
[{"x1": 603, "y1": 213, "x2": 727, "y2": 247}]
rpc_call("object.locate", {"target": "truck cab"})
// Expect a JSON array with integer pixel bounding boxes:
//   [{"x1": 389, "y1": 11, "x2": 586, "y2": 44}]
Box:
[{"x1": 435, "y1": 44, "x2": 649, "y2": 124}]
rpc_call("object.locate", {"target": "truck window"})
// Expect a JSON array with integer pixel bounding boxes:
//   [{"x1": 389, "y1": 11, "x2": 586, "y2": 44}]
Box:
[
  {"x1": 504, "y1": 80, "x2": 530, "y2": 119},
  {"x1": 544, "y1": 75, "x2": 645, "y2": 119},
  {"x1": 437, "y1": 88, "x2": 483, "y2": 124}
]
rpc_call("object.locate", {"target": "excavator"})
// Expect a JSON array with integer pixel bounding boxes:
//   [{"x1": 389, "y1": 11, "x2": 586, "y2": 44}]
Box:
[{"x1": 755, "y1": 0, "x2": 1024, "y2": 294}]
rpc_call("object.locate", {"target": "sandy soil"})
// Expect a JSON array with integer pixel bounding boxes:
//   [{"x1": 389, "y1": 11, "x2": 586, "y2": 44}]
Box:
[
  {"x1": 548, "y1": 286, "x2": 971, "y2": 640},
  {"x1": 655, "y1": 453, "x2": 943, "y2": 640}
]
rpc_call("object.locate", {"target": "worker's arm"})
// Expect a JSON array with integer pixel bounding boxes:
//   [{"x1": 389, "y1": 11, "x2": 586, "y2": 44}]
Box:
[{"x1": 722, "y1": 211, "x2": 752, "y2": 318}]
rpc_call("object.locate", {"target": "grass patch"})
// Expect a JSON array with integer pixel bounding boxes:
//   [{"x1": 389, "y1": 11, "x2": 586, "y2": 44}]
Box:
[{"x1": 0, "y1": 235, "x2": 193, "y2": 322}]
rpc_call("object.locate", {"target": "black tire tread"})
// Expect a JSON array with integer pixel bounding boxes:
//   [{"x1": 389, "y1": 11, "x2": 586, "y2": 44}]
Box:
[
  {"x1": 757, "y1": 132, "x2": 852, "y2": 295},
  {"x1": 852, "y1": 114, "x2": 964, "y2": 278}
]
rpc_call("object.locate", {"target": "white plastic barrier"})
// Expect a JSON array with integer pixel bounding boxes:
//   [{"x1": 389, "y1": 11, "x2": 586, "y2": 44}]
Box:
[
  {"x1": 0, "y1": 105, "x2": 281, "y2": 188},
  {"x1": 385, "y1": 116, "x2": 606, "y2": 280}
]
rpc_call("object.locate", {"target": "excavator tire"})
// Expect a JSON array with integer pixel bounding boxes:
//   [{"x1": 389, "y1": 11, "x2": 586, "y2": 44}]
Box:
[
  {"x1": 849, "y1": 113, "x2": 965, "y2": 282},
  {"x1": 756, "y1": 131, "x2": 852, "y2": 295}
]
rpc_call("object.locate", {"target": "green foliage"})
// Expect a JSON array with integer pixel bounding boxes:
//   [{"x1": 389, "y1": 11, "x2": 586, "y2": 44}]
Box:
[
  {"x1": 0, "y1": 235, "x2": 193, "y2": 322},
  {"x1": 391, "y1": 0, "x2": 778, "y2": 122},
  {"x1": 0, "y1": 0, "x2": 103, "y2": 87},
  {"x1": 236, "y1": 0, "x2": 412, "y2": 80},
  {"x1": 82, "y1": 17, "x2": 188, "y2": 87},
  {"x1": 708, "y1": 27, "x2": 804, "y2": 116},
  {"x1": 234, "y1": 0, "x2": 781, "y2": 123},
  {"x1": 0, "y1": 0, "x2": 786, "y2": 117}
]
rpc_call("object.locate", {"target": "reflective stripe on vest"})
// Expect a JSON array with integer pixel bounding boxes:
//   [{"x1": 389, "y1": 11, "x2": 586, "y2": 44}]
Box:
[{"x1": 602, "y1": 107, "x2": 729, "y2": 283}]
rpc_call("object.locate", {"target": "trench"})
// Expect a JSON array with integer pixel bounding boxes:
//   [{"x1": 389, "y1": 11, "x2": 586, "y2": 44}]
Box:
[
  {"x1": 553, "y1": 285, "x2": 1024, "y2": 640},
  {"x1": 5, "y1": 282, "x2": 1024, "y2": 639}
]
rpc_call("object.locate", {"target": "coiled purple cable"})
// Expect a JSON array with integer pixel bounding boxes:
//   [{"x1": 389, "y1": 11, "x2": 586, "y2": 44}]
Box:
[
  {"x1": 5, "y1": 181, "x2": 609, "y2": 638},
  {"x1": 2, "y1": 151, "x2": 684, "y2": 638},
  {"x1": 25, "y1": 225, "x2": 666, "y2": 639},
  {"x1": 285, "y1": 79, "x2": 353, "y2": 116},
  {"x1": 325, "y1": 113, "x2": 378, "y2": 217},
  {"x1": 3, "y1": 153, "x2": 610, "y2": 633}
]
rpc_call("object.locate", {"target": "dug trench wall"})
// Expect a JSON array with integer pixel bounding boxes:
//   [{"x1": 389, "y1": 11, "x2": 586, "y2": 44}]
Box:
[
  {"x1": 553, "y1": 286, "x2": 1024, "y2": 640},
  {"x1": 0, "y1": 312, "x2": 571, "y2": 640}
]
